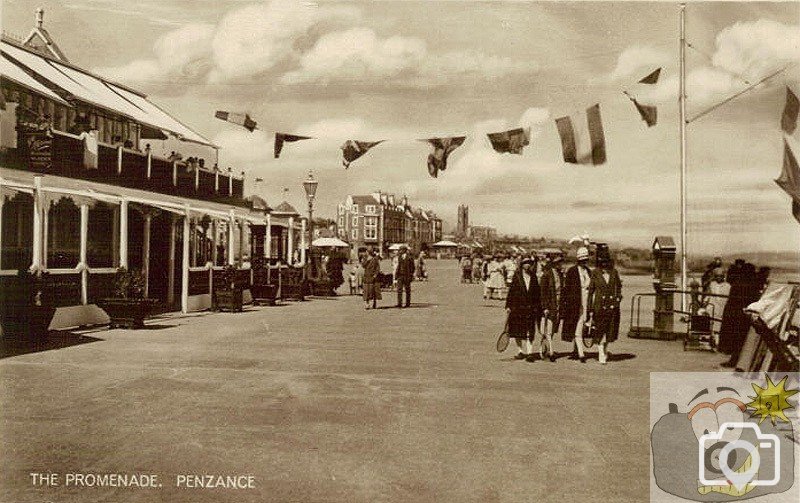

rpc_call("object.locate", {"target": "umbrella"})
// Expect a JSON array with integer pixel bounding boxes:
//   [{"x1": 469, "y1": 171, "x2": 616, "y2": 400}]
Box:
[
  {"x1": 388, "y1": 243, "x2": 409, "y2": 251},
  {"x1": 311, "y1": 237, "x2": 351, "y2": 248},
  {"x1": 432, "y1": 240, "x2": 459, "y2": 247}
]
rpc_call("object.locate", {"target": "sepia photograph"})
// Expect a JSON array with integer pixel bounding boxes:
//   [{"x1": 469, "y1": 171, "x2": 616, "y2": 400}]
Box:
[{"x1": 1, "y1": 0, "x2": 799, "y2": 501}]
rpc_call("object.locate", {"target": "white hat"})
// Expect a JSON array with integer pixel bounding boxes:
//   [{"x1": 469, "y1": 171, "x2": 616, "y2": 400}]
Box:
[{"x1": 577, "y1": 247, "x2": 589, "y2": 260}]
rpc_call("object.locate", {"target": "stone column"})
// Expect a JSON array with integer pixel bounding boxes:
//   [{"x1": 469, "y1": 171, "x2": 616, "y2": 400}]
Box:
[{"x1": 79, "y1": 203, "x2": 89, "y2": 305}]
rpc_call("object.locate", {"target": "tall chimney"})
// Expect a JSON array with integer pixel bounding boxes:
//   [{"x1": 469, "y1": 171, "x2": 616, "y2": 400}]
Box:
[{"x1": 36, "y1": 8, "x2": 44, "y2": 29}]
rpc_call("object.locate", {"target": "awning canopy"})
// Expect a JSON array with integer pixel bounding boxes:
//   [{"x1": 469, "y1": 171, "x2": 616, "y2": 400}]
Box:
[
  {"x1": 1, "y1": 40, "x2": 216, "y2": 148},
  {"x1": 432, "y1": 240, "x2": 459, "y2": 248},
  {"x1": 388, "y1": 243, "x2": 409, "y2": 251},
  {"x1": 1, "y1": 51, "x2": 70, "y2": 106},
  {"x1": 0, "y1": 167, "x2": 257, "y2": 222},
  {"x1": 312, "y1": 237, "x2": 350, "y2": 248}
]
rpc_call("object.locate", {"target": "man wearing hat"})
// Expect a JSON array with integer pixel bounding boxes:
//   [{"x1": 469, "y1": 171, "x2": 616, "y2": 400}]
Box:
[
  {"x1": 505, "y1": 257, "x2": 541, "y2": 360},
  {"x1": 539, "y1": 250, "x2": 564, "y2": 362},
  {"x1": 395, "y1": 245, "x2": 415, "y2": 308},
  {"x1": 560, "y1": 247, "x2": 592, "y2": 363}
]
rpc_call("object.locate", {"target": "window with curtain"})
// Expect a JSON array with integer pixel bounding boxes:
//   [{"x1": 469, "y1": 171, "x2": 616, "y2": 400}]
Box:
[
  {"x1": 47, "y1": 198, "x2": 80, "y2": 269},
  {"x1": 87, "y1": 202, "x2": 118, "y2": 268},
  {"x1": 1, "y1": 193, "x2": 33, "y2": 271}
]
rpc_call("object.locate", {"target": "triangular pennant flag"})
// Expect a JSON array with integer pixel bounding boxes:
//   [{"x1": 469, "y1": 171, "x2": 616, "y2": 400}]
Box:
[
  {"x1": 624, "y1": 91, "x2": 658, "y2": 127},
  {"x1": 781, "y1": 87, "x2": 798, "y2": 135},
  {"x1": 638, "y1": 68, "x2": 661, "y2": 84},
  {"x1": 775, "y1": 138, "x2": 800, "y2": 223},
  {"x1": 555, "y1": 104, "x2": 606, "y2": 165},
  {"x1": 274, "y1": 132, "x2": 314, "y2": 158},
  {"x1": 214, "y1": 111, "x2": 257, "y2": 132},
  {"x1": 341, "y1": 140, "x2": 384, "y2": 168},
  {"x1": 487, "y1": 127, "x2": 530, "y2": 154},
  {"x1": 421, "y1": 136, "x2": 466, "y2": 178}
]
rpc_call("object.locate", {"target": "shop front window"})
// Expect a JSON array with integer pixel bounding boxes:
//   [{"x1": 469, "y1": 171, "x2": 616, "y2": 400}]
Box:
[
  {"x1": 1, "y1": 193, "x2": 33, "y2": 271},
  {"x1": 47, "y1": 198, "x2": 81, "y2": 269}
]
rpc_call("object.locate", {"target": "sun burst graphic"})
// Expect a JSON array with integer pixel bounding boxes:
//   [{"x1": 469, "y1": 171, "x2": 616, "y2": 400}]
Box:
[{"x1": 746, "y1": 374, "x2": 799, "y2": 425}]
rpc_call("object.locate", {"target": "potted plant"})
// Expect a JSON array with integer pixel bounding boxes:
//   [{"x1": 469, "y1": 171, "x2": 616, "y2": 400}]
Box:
[
  {"x1": 0, "y1": 269, "x2": 56, "y2": 339},
  {"x1": 97, "y1": 267, "x2": 158, "y2": 329},
  {"x1": 250, "y1": 256, "x2": 277, "y2": 306},
  {"x1": 214, "y1": 264, "x2": 244, "y2": 312}
]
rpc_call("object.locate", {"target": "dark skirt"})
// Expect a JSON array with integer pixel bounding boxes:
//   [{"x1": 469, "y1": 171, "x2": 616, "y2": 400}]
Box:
[
  {"x1": 592, "y1": 308, "x2": 620, "y2": 343},
  {"x1": 363, "y1": 282, "x2": 382, "y2": 302},
  {"x1": 508, "y1": 309, "x2": 538, "y2": 339}
]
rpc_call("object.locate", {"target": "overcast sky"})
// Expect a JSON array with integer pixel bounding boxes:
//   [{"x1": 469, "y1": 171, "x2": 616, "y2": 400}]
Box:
[{"x1": 4, "y1": 0, "x2": 799, "y2": 254}]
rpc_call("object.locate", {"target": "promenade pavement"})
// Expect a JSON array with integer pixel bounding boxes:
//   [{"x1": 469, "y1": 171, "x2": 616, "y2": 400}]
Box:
[{"x1": 0, "y1": 260, "x2": 726, "y2": 503}]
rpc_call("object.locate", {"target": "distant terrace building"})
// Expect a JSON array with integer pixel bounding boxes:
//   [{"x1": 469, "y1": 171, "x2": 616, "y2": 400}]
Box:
[
  {"x1": 468, "y1": 225, "x2": 497, "y2": 248},
  {"x1": 0, "y1": 10, "x2": 304, "y2": 329},
  {"x1": 337, "y1": 191, "x2": 442, "y2": 256}
]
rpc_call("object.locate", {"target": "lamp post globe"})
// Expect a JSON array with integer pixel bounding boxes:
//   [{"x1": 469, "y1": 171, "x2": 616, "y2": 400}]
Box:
[{"x1": 302, "y1": 171, "x2": 318, "y2": 276}]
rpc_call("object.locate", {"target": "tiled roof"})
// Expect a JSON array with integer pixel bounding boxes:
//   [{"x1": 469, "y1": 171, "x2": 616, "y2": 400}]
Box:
[{"x1": 272, "y1": 201, "x2": 299, "y2": 216}]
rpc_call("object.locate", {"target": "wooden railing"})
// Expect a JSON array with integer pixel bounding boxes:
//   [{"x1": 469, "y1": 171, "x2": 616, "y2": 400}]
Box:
[{"x1": 3, "y1": 129, "x2": 247, "y2": 207}]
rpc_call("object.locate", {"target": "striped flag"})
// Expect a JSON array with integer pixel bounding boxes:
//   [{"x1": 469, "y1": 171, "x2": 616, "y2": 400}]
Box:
[
  {"x1": 555, "y1": 104, "x2": 606, "y2": 165},
  {"x1": 421, "y1": 136, "x2": 466, "y2": 177},
  {"x1": 214, "y1": 111, "x2": 257, "y2": 132},
  {"x1": 782, "y1": 87, "x2": 798, "y2": 135},
  {"x1": 775, "y1": 138, "x2": 800, "y2": 224},
  {"x1": 274, "y1": 132, "x2": 314, "y2": 158},
  {"x1": 341, "y1": 140, "x2": 384, "y2": 168}
]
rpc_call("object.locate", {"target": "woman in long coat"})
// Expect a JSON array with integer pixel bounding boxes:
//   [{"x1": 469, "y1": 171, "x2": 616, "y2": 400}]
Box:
[
  {"x1": 587, "y1": 257, "x2": 623, "y2": 364},
  {"x1": 505, "y1": 258, "x2": 541, "y2": 361},
  {"x1": 362, "y1": 249, "x2": 382, "y2": 309}
]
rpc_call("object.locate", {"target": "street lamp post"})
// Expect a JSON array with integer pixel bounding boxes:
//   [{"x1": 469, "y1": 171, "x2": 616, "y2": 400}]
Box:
[{"x1": 302, "y1": 171, "x2": 318, "y2": 278}]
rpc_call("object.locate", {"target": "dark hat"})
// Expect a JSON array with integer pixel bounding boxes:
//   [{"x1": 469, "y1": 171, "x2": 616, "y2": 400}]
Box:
[{"x1": 520, "y1": 257, "x2": 535, "y2": 265}]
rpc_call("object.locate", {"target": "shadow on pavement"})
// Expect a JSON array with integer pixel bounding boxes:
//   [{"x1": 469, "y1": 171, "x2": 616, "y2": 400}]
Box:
[
  {"x1": 138, "y1": 324, "x2": 178, "y2": 330},
  {"x1": 0, "y1": 330, "x2": 103, "y2": 359}
]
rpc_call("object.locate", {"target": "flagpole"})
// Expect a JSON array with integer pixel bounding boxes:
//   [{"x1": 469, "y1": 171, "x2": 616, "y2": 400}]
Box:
[{"x1": 679, "y1": 3, "x2": 688, "y2": 312}]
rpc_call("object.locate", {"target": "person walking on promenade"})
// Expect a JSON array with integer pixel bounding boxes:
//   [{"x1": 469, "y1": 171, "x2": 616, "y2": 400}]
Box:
[
  {"x1": 503, "y1": 252, "x2": 517, "y2": 289},
  {"x1": 539, "y1": 251, "x2": 564, "y2": 362},
  {"x1": 560, "y1": 247, "x2": 592, "y2": 363},
  {"x1": 472, "y1": 254, "x2": 484, "y2": 283},
  {"x1": 362, "y1": 247, "x2": 382, "y2": 310},
  {"x1": 395, "y1": 246, "x2": 415, "y2": 308},
  {"x1": 703, "y1": 267, "x2": 730, "y2": 347},
  {"x1": 587, "y1": 251, "x2": 623, "y2": 365},
  {"x1": 460, "y1": 255, "x2": 473, "y2": 283},
  {"x1": 391, "y1": 251, "x2": 400, "y2": 290},
  {"x1": 484, "y1": 254, "x2": 506, "y2": 300},
  {"x1": 720, "y1": 261, "x2": 760, "y2": 367},
  {"x1": 416, "y1": 251, "x2": 427, "y2": 281},
  {"x1": 506, "y1": 257, "x2": 541, "y2": 361}
]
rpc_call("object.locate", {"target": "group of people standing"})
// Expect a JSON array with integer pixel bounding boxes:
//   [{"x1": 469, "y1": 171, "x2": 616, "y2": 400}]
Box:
[
  {"x1": 699, "y1": 257, "x2": 771, "y2": 369},
  {"x1": 500, "y1": 246, "x2": 623, "y2": 364},
  {"x1": 360, "y1": 245, "x2": 417, "y2": 309}
]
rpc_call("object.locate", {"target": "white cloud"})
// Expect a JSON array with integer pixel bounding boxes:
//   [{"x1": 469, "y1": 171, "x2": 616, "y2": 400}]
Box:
[
  {"x1": 282, "y1": 28, "x2": 535, "y2": 86},
  {"x1": 712, "y1": 19, "x2": 800, "y2": 79},
  {"x1": 623, "y1": 19, "x2": 800, "y2": 107},
  {"x1": 608, "y1": 45, "x2": 669, "y2": 82},
  {"x1": 94, "y1": 0, "x2": 359, "y2": 85},
  {"x1": 94, "y1": 0, "x2": 533, "y2": 90}
]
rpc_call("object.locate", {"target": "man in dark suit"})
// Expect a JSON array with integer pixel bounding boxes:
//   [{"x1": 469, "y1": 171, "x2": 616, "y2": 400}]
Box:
[
  {"x1": 505, "y1": 257, "x2": 541, "y2": 361},
  {"x1": 362, "y1": 247, "x2": 382, "y2": 309},
  {"x1": 395, "y1": 245, "x2": 415, "y2": 308},
  {"x1": 560, "y1": 246, "x2": 592, "y2": 363},
  {"x1": 539, "y1": 252, "x2": 564, "y2": 362}
]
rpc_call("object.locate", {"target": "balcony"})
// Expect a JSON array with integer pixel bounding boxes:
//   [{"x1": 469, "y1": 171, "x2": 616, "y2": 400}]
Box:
[{"x1": 1, "y1": 129, "x2": 246, "y2": 207}]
